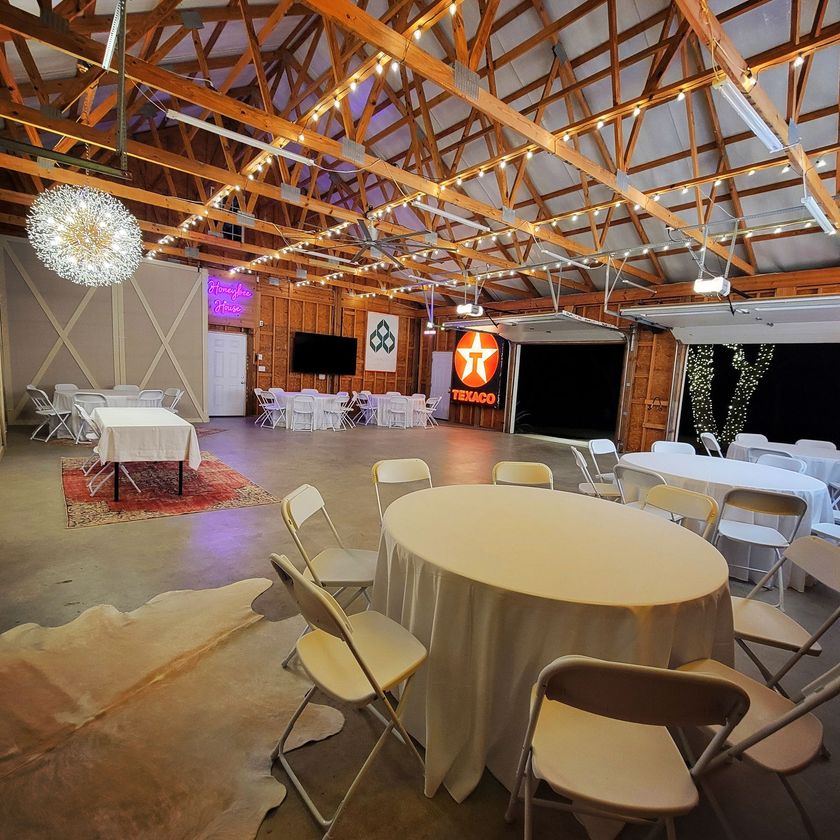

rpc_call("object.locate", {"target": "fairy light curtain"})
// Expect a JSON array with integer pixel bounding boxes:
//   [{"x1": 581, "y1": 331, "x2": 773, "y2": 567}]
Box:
[{"x1": 686, "y1": 343, "x2": 775, "y2": 445}]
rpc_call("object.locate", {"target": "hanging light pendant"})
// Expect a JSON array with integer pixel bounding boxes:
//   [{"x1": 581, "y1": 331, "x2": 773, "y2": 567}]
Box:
[{"x1": 26, "y1": 185, "x2": 143, "y2": 287}]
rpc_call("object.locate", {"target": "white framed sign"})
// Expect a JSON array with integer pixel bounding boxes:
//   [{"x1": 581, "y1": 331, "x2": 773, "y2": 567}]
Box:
[{"x1": 364, "y1": 311, "x2": 399, "y2": 372}]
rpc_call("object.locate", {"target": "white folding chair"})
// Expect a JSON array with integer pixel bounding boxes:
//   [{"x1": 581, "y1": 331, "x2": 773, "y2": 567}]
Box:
[
  {"x1": 290, "y1": 395, "x2": 316, "y2": 431},
  {"x1": 587, "y1": 438, "x2": 618, "y2": 482},
  {"x1": 731, "y1": 536, "x2": 840, "y2": 694},
  {"x1": 643, "y1": 484, "x2": 719, "y2": 540},
  {"x1": 256, "y1": 389, "x2": 285, "y2": 429},
  {"x1": 162, "y1": 387, "x2": 183, "y2": 413},
  {"x1": 679, "y1": 656, "x2": 840, "y2": 840},
  {"x1": 387, "y1": 396, "x2": 411, "y2": 429},
  {"x1": 756, "y1": 453, "x2": 807, "y2": 473},
  {"x1": 385, "y1": 391, "x2": 400, "y2": 396},
  {"x1": 372, "y1": 458, "x2": 433, "y2": 521},
  {"x1": 26, "y1": 385, "x2": 73, "y2": 442},
  {"x1": 747, "y1": 446, "x2": 793, "y2": 463},
  {"x1": 571, "y1": 447, "x2": 620, "y2": 500},
  {"x1": 138, "y1": 389, "x2": 164, "y2": 407},
  {"x1": 712, "y1": 488, "x2": 808, "y2": 611},
  {"x1": 421, "y1": 396, "x2": 441, "y2": 427},
  {"x1": 492, "y1": 461, "x2": 553, "y2": 489},
  {"x1": 113, "y1": 384, "x2": 140, "y2": 393},
  {"x1": 796, "y1": 439, "x2": 836, "y2": 450},
  {"x1": 54, "y1": 383, "x2": 78, "y2": 392},
  {"x1": 700, "y1": 432, "x2": 724, "y2": 457},
  {"x1": 735, "y1": 433, "x2": 769, "y2": 445},
  {"x1": 280, "y1": 484, "x2": 377, "y2": 665},
  {"x1": 85, "y1": 425, "x2": 141, "y2": 497},
  {"x1": 613, "y1": 463, "x2": 666, "y2": 511},
  {"x1": 505, "y1": 655, "x2": 748, "y2": 840},
  {"x1": 323, "y1": 395, "x2": 349, "y2": 431},
  {"x1": 301, "y1": 388, "x2": 319, "y2": 396},
  {"x1": 812, "y1": 522, "x2": 840, "y2": 543},
  {"x1": 269, "y1": 554, "x2": 426, "y2": 840},
  {"x1": 354, "y1": 392, "x2": 376, "y2": 425},
  {"x1": 75, "y1": 404, "x2": 104, "y2": 474},
  {"x1": 254, "y1": 388, "x2": 268, "y2": 425},
  {"x1": 651, "y1": 440, "x2": 696, "y2": 454},
  {"x1": 73, "y1": 393, "x2": 107, "y2": 444}
]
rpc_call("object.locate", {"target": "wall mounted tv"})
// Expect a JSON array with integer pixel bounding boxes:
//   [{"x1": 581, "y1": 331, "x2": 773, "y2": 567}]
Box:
[{"x1": 291, "y1": 331, "x2": 358, "y2": 375}]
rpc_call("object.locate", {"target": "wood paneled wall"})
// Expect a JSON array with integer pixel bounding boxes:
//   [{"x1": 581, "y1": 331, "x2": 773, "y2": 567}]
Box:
[{"x1": 255, "y1": 284, "x2": 422, "y2": 397}]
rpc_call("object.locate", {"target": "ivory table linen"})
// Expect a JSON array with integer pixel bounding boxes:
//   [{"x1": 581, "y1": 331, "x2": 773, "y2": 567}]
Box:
[
  {"x1": 366, "y1": 394, "x2": 426, "y2": 427},
  {"x1": 621, "y1": 452, "x2": 832, "y2": 589},
  {"x1": 91, "y1": 407, "x2": 201, "y2": 470},
  {"x1": 373, "y1": 484, "x2": 732, "y2": 803},
  {"x1": 727, "y1": 440, "x2": 840, "y2": 486},
  {"x1": 52, "y1": 388, "x2": 139, "y2": 437}
]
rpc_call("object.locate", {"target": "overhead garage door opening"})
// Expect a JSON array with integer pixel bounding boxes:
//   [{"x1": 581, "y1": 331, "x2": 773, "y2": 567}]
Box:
[
  {"x1": 514, "y1": 343, "x2": 626, "y2": 440},
  {"x1": 678, "y1": 342, "x2": 840, "y2": 446}
]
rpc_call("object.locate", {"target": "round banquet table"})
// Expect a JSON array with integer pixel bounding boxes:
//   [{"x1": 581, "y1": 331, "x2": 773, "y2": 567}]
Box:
[
  {"x1": 620, "y1": 452, "x2": 833, "y2": 590},
  {"x1": 366, "y1": 393, "x2": 426, "y2": 427},
  {"x1": 727, "y1": 440, "x2": 840, "y2": 486},
  {"x1": 372, "y1": 484, "x2": 733, "y2": 803}
]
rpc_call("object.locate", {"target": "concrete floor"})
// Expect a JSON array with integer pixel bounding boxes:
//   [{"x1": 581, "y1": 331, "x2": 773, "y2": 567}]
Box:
[{"x1": 1, "y1": 418, "x2": 837, "y2": 839}]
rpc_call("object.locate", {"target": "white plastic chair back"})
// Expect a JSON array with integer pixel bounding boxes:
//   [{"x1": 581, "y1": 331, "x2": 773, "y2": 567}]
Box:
[
  {"x1": 113, "y1": 384, "x2": 140, "y2": 393},
  {"x1": 281, "y1": 484, "x2": 344, "y2": 582},
  {"x1": 588, "y1": 438, "x2": 617, "y2": 480},
  {"x1": 360, "y1": 390, "x2": 372, "y2": 396},
  {"x1": 26, "y1": 385, "x2": 54, "y2": 413},
  {"x1": 301, "y1": 388, "x2": 319, "y2": 395},
  {"x1": 412, "y1": 393, "x2": 425, "y2": 399},
  {"x1": 644, "y1": 485, "x2": 719, "y2": 539},
  {"x1": 270, "y1": 554, "x2": 354, "y2": 640},
  {"x1": 756, "y1": 454, "x2": 807, "y2": 473},
  {"x1": 735, "y1": 433, "x2": 769, "y2": 445},
  {"x1": 700, "y1": 432, "x2": 723, "y2": 456},
  {"x1": 613, "y1": 464, "x2": 666, "y2": 505},
  {"x1": 492, "y1": 461, "x2": 553, "y2": 489},
  {"x1": 75, "y1": 403, "x2": 100, "y2": 436},
  {"x1": 651, "y1": 440, "x2": 695, "y2": 454},
  {"x1": 385, "y1": 391, "x2": 400, "y2": 396},
  {"x1": 571, "y1": 447, "x2": 597, "y2": 486},
  {"x1": 256, "y1": 390, "x2": 276, "y2": 410},
  {"x1": 163, "y1": 387, "x2": 183, "y2": 411},
  {"x1": 531, "y1": 656, "x2": 748, "y2": 778},
  {"x1": 747, "y1": 446, "x2": 792, "y2": 463},
  {"x1": 796, "y1": 439, "x2": 836, "y2": 450},
  {"x1": 372, "y1": 459, "x2": 433, "y2": 520},
  {"x1": 54, "y1": 383, "x2": 78, "y2": 391},
  {"x1": 138, "y1": 389, "x2": 164, "y2": 407},
  {"x1": 784, "y1": 536, "x2": 840, "y2": 593},
  {"x1": 388, "y1": 396, "x2": 410, "y2": 427}
]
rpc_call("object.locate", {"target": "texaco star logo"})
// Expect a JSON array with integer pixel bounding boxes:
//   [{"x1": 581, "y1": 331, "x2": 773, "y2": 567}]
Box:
[
  {"x1": 369, "y1": 319, "x2": 396, "y2": 354},
  {"x1": 454, "y1": 331, "x2": 499, "y2": 387}
]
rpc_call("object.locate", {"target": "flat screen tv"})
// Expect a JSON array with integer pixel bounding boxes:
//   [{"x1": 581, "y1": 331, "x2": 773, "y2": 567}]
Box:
[{"x1": 291, "y1": 331, "x2": 357, "y2": 375}]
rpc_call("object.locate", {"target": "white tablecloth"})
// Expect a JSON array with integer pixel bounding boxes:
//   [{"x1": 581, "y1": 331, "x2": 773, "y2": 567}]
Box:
[
  {"x1": 621, "y1": 453, "x2": 832, "y2": 589},
  {"x1": 373, "y1": 485, "x2": 732, "y2": 803},
  {"x1": 91, "y1": 407, "x2": 201, "y2": 469},
  {"x1": 52, "y1": 389, "x2": 139, "y2": 437},
  {"x1": 367, "y1": 394, "x2": 426, "y2": 427},
  {"x1": 268, "y1": 390, "x2": 339, "y2": 430},
  {"x1": 728, "y1": 441, "x2": 840, "y2": 486}
]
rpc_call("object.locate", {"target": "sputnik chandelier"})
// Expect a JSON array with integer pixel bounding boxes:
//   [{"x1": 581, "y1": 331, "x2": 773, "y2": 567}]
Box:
[{"x1": 26, "y1": 185, "x2": 143, "y2": 287}]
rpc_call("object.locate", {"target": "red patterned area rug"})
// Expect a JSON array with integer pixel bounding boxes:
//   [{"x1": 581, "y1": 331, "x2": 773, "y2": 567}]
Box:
[{"x1": 61, "y1": 452, "x2": 278, "y2": 528}]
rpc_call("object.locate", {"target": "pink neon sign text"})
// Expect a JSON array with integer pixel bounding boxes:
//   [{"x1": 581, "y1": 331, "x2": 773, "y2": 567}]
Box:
[{"x1": 208, "y1": 278, "x2": 253, "y2": 318}]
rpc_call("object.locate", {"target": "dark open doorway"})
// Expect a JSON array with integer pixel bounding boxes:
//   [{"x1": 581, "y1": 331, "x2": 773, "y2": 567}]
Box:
[{"x1": 514, "y1": 343, "x2": 626, "y2": 439}]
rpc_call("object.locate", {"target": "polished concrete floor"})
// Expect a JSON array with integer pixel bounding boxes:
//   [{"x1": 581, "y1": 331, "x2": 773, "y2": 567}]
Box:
[{"x1": 1, "y1": 418, "x2": 837, "y2": 839}]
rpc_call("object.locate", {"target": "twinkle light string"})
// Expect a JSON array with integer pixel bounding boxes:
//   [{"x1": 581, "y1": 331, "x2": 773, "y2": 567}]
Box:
[
  {"x1": 686, "y1": 343, "x2": 775, "y2": 445},
  {"x1": 720, "y1": 343, "x2": 775, "y2": 444}
]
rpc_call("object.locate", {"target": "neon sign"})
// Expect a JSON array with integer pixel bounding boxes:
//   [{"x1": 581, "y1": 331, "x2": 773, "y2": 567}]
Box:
[{"x1": 208, "y1": 277, "x2": 253, "y2": 318}]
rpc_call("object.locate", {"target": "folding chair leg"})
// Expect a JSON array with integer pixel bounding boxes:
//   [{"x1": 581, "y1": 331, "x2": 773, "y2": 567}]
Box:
[
  {"x1": 523, "y1": 755, "x2": 533, "y2": 840},
  {"x1": 120, "y1": 465, "x2": 141, "y2": 494},
  {"x1": 778, "y1": 774, "x2": 818, "y2": 840},
  {"x1": 30, "y1": 420, "x2": 49, "y2": 440},
  {"x1": 281, "y1": 624, "x2": 311, "y2": 669}
]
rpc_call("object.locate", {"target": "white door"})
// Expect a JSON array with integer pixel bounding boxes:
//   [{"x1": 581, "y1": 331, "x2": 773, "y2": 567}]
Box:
[
  {"x1": 429, "y1": 351, "x2": 453, "y2": 420},
  {"x1": 208, "y1": 332, "x2": 247, "y2": 416}
]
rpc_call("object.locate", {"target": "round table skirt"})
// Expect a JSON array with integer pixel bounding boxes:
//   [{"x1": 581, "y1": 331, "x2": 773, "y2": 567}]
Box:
[{"x1": 373, "y1": 485, "x2": 733, "y2": 803}]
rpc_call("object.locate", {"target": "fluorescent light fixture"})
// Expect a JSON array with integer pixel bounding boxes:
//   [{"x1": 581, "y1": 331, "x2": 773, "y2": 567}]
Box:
[
  {"x1": 166, "y1": 110, "x2": 315, "y2": 166},
  {"x1": 411, "y1": 201, "x2": 491, "y2": 232},
  {"x1": 801, "y1": 194, "x2": 837, "y2": 235},
  {"x1": 101, "y1": 0, "x2": 123, "y2": 72},
  {"x1": 296, "y1": 249, "x2": 353, "y2": 263},
  {"x1": 694, "y1": 276, "x2": 731, "y2": 296},
  {"x1": 712, "y1": 78, "x2": 783, "y2": 153},
  {"x1": 456, "y1": 303, "x2": 485, "y2": 317}
]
